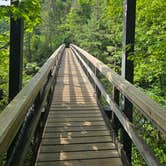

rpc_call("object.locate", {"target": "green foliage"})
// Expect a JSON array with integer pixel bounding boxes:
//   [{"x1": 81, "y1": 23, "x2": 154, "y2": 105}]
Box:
[
  {"x1": 0, "y1": 0, "x2": 165, "y2": 164},
  {"x1": 25, "y1": 62, "x2": 40, "y2": 75},
  {"x1": 0, "y1": 0, "x2": 42, "y2": 111},
  {"x1": 0, "y1": 18, "x2": 9, "y2": 111},
  {"x1": 11, "y1": 0, "x2": 42, "y2": 32},
  {"x1": 133, "y1": 0, "x2": 166, "y2": 99}
]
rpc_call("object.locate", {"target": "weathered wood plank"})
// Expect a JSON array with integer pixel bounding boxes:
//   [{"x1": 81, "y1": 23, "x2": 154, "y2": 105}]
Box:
[
  {"x1": 36, "y1": 158, "x2": 123, "y2": 166},
  {"x1": 41, "y1": 136, "x2": 112, "y2": 145},
  {"x1": 53, "y1": 94, "x2": 95, "y2": 97},
  {"x1": 48, "y1": 113, "x2": 101, "y2": 118},
  {"x1": 39, "y1": 142, "x2": 115, "y2": 153},
  {"x1": 37, "y1": 150, "x2": 119, "y2": 161},
  {"x1": 52, "y1": 97, "x2": 96, "y2": 100},
  {"x1": 50, "y1": 108, "x2": 100, "y2": 111},
  {"x1": 46, "y1": 121, "x2": 105, "y2": 127},
  {"x1": 45, "y1": 126, "x2": 106, "y2": 132},
  {"x1": 54, "y1": 90, "x2": 95, "y2": 94},
  {"x1": 47, "y1": 117, "x2": 103, "y2": 122},
  {"x1": 50, "y1": 104, "x2": 98, "y2": 107},
  {"x1": 49, "y1": 110, "x2": 100, "y2": 114},
  {"x1": 51, "y1": 101, "x2": 97, "y2": 105},
  {"x1": 43, "y1": 130, "x2": 110, "y2": 138}
]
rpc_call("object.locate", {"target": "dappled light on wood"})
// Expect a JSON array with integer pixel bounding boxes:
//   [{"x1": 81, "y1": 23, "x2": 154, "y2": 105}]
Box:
[{"x1": 83, "y1": 121, "x2": 92, "y2": 126}]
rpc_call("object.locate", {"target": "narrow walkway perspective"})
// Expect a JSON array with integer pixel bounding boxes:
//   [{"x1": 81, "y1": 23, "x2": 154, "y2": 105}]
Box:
[{"x1": 35, "y1": 48, "x2": 123, "y2": 166}]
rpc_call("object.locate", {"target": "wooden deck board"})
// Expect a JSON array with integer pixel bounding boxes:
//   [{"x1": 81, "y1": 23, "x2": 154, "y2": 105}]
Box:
[
  {"x1": 47, "y1": 117, "x2": 103, "y2": 122},
  {"x1": 49, "y1": 110, "x2": 100, "y2": 114},
  {"x1": 42, "y1": 131, "x2": 111, "y2": 138},
  {"x1": 36, "y1": 158, "x2": 123, "y2": 166},
  {"x1": 48, "y1": 113, "x2": 102, "y2": 118},
  {"x1": 44, "y1": 126, "x2": 107, "y2": 133},
  {"x1": 35, "y1": 48, "x2": 123, "y2": 166},
  {"x1": 37, "y1": 150, "x2": 119, "y2": 161},
  {"x1": 39, "y1": 142, "x2": 116, "y2": 153},
  {"x1": 41, "y1": 136, "x2": 113, "y2": 145},
  {"x1": 45, "y1": 121, "x2": 105, "y2": 126}
]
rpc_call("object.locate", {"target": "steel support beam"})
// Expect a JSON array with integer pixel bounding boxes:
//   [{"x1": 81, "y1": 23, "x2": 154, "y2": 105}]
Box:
[
  {"x1": 121, "y1": 0, "x2": 136, "y2": 163},
  {"x1": 9, "y1": 0, "x2": 24, "y2": 101}
]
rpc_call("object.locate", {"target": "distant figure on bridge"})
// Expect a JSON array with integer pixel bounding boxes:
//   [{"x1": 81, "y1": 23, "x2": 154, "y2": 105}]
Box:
[{"x1": 64, "y1": 36, "x2": 72, "y2": 47}]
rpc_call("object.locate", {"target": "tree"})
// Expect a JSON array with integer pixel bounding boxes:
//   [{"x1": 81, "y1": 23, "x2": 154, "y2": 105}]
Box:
[{"x1": 0, "y1": 0, "x2": 42, "y2": 110}]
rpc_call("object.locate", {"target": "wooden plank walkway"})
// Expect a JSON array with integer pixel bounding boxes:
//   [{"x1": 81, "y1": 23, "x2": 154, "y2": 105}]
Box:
[{"x1": 35, "y1": 48, "x2": 123, "y2": 166}]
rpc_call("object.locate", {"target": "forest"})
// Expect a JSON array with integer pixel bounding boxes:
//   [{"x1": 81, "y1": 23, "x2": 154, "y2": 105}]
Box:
[{"x1": 0, "y1": 0, "x2": 165, "y2": 165}]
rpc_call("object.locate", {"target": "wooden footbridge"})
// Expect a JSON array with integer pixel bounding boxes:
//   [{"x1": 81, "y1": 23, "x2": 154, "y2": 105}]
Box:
[
  {"x1": 0, "y1": 45, "x2": 165, "y2": 166},
  {"x1": 36, "y1": 48, "x2": 123, "y2": 166}
]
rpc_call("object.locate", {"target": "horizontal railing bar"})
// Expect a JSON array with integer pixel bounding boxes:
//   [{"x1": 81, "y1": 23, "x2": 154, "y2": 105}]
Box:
[
  {"x1": 71, "y1": 48, "x2": 161, "y2": 166},
  {"x1": 0, "y1": 44, "x2": 65, "y2": 154},
  {"x1": 70, "y1": 44, "x2": 166, "y2": 135}
]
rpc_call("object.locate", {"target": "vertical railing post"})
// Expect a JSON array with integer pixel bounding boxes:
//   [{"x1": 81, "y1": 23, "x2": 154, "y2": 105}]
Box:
[
  {"x1": 9, "y1": 0, "x2": 24, "y2": 101},
  {"x1": 30, "y1": 92, "x2": 42, "y2": 165},
  {"x1": 95, "y1": 68, "x2": 101, "y2": 100},
  {"x1": 121, "y1": 0, "x2": 136, "y2": 163},
  {"x1": 112, "y1": 87, "x2": 120, "y2": 136}
]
